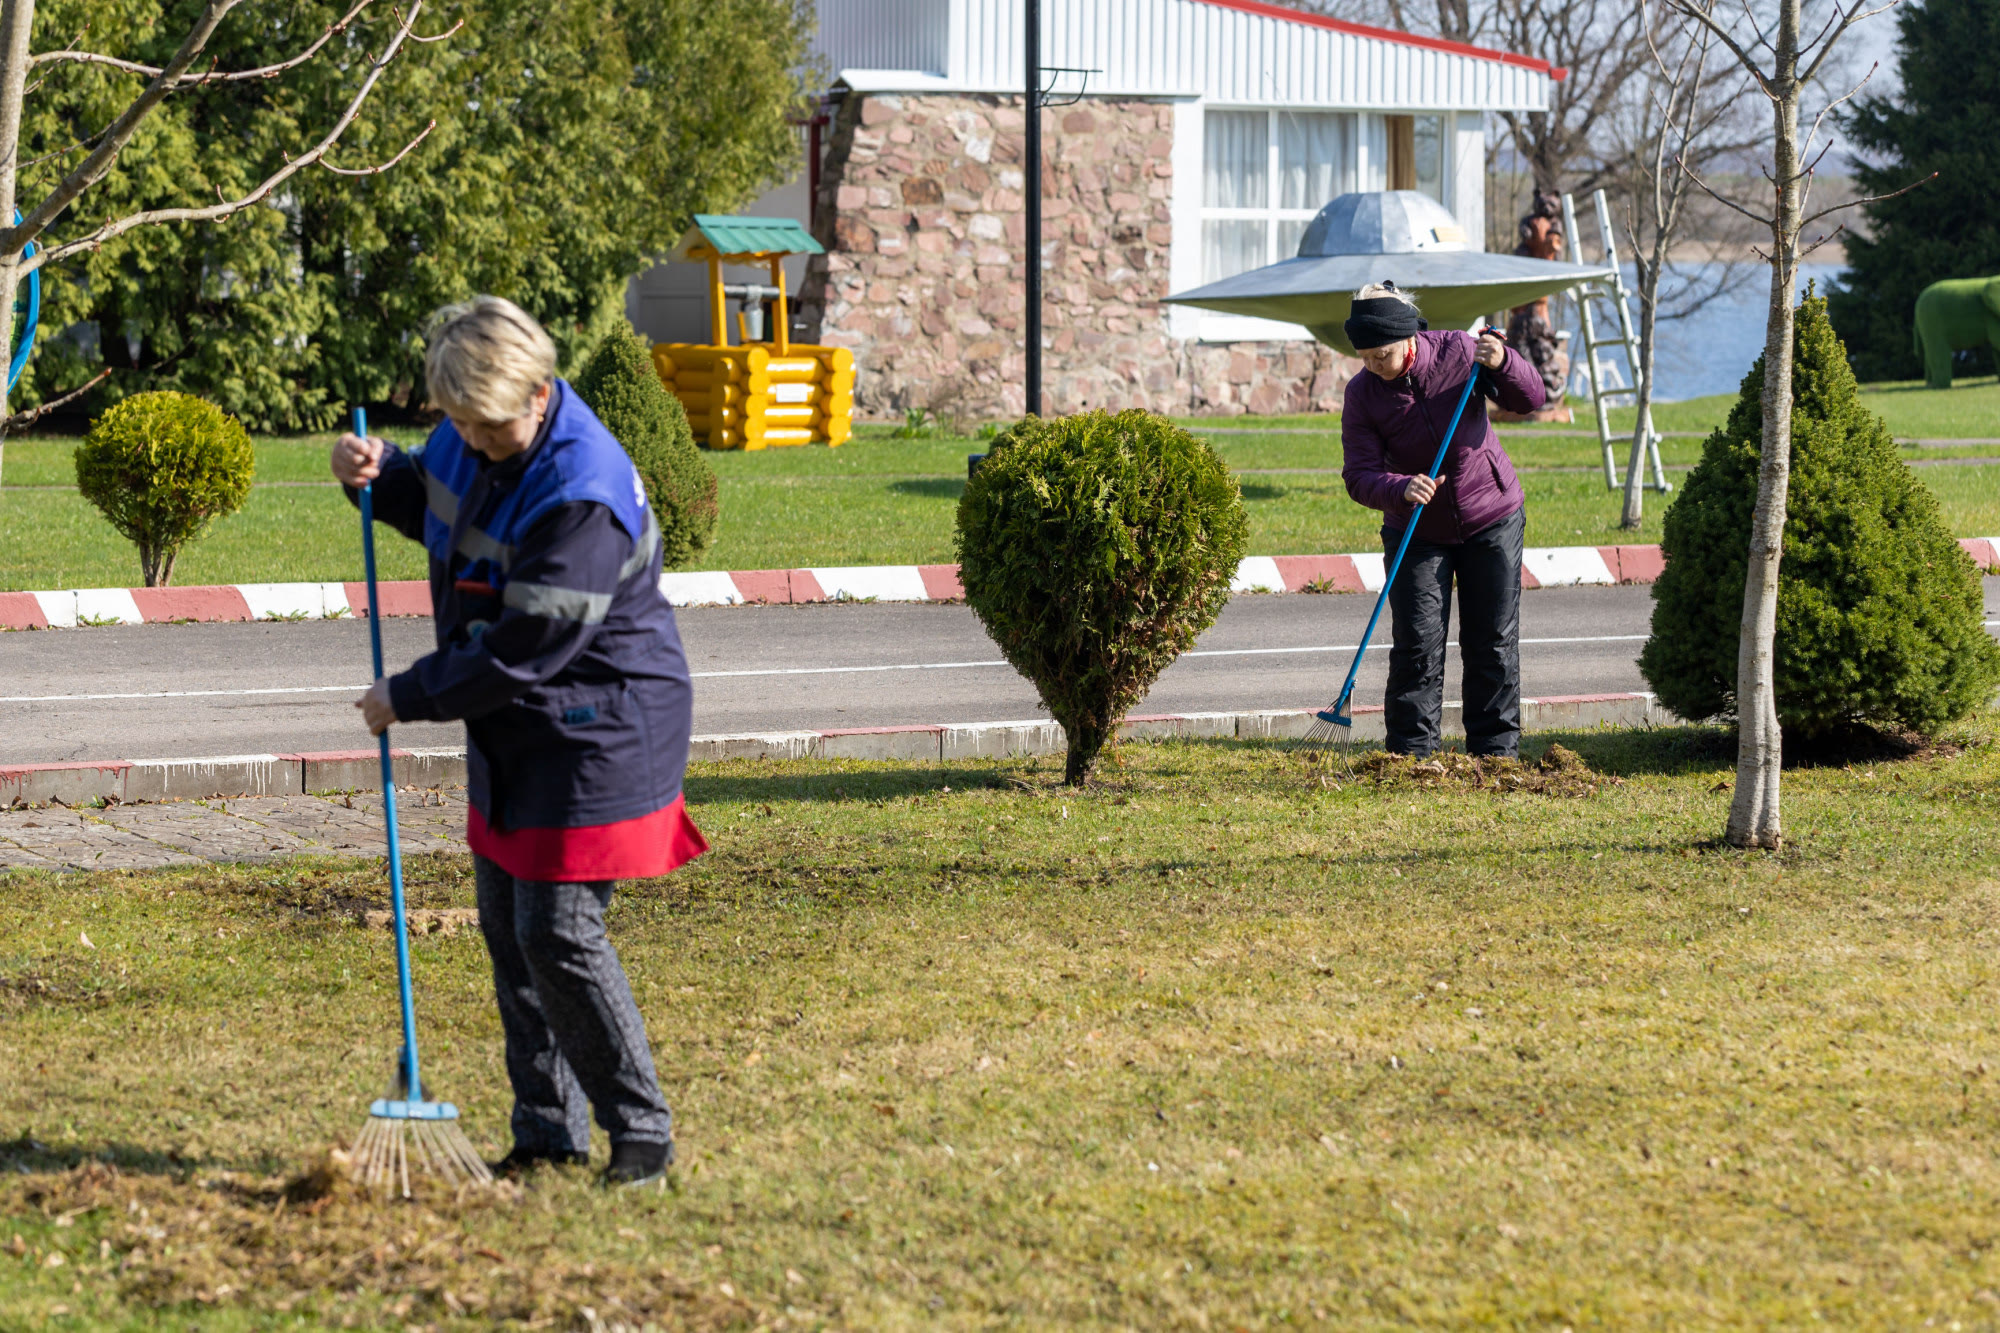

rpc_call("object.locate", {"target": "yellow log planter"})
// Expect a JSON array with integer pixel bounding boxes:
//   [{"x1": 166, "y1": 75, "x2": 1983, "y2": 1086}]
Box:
[{"x1": 651, "y1": 215, "x2": 856, "y2": 450}]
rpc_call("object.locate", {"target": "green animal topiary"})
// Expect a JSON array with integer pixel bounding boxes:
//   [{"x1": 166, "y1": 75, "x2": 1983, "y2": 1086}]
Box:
[
  {"x1": 73, "y1": 391, "x2": 255, "y2": 587},
  {"x1": 574, "y1": 323, "x2": 718, "y2": 569},
  {"x1": 1640, "y1": 291, "x2": 2000, "y2": 738},
  {"x1": 956, "y1": 409, "x2": 1249, "y2": 784}
]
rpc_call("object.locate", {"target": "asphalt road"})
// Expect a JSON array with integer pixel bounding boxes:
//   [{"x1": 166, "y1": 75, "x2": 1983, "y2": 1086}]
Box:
[{"x1": 8, "y1": 580, "x2": 2000, "y2": 764}]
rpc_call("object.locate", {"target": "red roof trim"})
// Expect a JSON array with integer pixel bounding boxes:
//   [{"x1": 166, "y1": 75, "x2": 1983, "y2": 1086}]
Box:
[{"x1": 1189, "y1": 0, "x2": 1566, "y2": 80}]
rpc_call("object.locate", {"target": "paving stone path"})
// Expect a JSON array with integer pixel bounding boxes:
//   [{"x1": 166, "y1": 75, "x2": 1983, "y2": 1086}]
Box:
[{"x1": 0, "y1": 789, "x2": 468, "y2": 871}]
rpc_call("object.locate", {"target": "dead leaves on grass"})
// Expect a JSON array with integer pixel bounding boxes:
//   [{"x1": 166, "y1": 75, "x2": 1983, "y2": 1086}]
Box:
[
  {"x1": 353, "y1": 907, "x2": 480, "y2": 937},
  {"x1": 4, "y1": 1158, "x2": 750, "y2": 1328},
  {"x1": 1350, "y1": 745, "x2": 1620, "y2": 797}
]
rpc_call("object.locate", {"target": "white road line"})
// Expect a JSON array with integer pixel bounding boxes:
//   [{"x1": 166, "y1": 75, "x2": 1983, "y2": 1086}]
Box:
[
  {"x1": 0, "y1": 632, "x2": 1656, "y2": 701},
  {"x1": 4, "y1": 625, "x2": 1994, "y2": 703},
  {"x1": 0, "y1": 684, "x2": 363, "y2": 703}
]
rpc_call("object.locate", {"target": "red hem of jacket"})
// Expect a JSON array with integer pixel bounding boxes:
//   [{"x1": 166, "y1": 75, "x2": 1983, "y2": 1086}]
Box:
[{"x1": 467, "y1": 793, "x2": 709, "y2": 882}]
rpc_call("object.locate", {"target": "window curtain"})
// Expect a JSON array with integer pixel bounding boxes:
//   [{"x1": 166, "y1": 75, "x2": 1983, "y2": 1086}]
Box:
[
  {"x1": 1358, "y1": 114, "x2": 1389, "y2": 192},
  {"x1": 1278, "y1": 112, "x2": 1351, "y2": 212},
  {"x1": 1203, "y1": 220, "x2": 1266, "y2": 283},
  {"x1": 1203, "y1": 110, "x2": 1267, "y2": 208},
  {"x1": 1203, "y1": 110, "x2": 1270, "y2": 281}
]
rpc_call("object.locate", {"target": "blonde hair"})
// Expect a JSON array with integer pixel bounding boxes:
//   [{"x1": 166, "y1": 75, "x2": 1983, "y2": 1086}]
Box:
[
  {"x1": 1355, "y1": 281, "x2": 1419, "y2": 308},
  {"x1": 424, "y1": 296, "x2": 558, "y2": 422}
]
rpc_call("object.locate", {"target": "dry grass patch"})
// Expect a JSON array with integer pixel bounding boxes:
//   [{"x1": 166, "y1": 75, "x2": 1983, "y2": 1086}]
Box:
[{"x1": 5, "y1": 727, "x2": 2000, "y2": 1328}]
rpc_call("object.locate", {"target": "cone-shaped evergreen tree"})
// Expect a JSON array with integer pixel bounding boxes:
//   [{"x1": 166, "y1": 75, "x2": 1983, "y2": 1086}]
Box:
[
  {"x1": 575, "y1": 324, "x2": 718, "y2": 570},
  {"x1": 1641, "y1": 292, "x2": 2000, "y2": 737}
]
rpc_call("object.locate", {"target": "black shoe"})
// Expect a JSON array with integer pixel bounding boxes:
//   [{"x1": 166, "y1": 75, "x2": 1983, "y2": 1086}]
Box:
[
  {"x1": 492, "y1": 1145, "x2": 589, "y2": 1179},
  {"x1": 601, "y1": 1139, "x2": 673, "y2": 1188}
]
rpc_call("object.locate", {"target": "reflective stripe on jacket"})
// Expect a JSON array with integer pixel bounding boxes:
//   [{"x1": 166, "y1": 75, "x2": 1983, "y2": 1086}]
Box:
[{"x1": 350, "y1": 380, "x2": 693, "y2": 832}]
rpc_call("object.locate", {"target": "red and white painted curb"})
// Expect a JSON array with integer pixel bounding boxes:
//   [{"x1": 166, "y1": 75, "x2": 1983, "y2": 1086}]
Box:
[
  {"x1": 8, "y1": 539, "x2": 1997, "y2": 629},
  {"x1": 0, "y1": 693, "x2": 1671, "y2": 807}
]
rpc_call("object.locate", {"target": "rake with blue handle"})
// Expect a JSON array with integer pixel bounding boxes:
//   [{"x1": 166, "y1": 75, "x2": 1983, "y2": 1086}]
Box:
[
  {"x1": 1297, "y1": 334, "x2": 1495, "y2": 762},
  {"x1": 345, "y1": 405, "x2": 492, "y2": 1197}
]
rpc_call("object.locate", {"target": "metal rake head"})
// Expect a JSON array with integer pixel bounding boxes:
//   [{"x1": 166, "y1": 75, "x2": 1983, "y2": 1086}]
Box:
[
  {"x1": 1292, "y1": 691, "x2": 1361, "y2": 778},
  {"x1": 350, "y1": 1100, "x2": 493, "y2": 1198}
]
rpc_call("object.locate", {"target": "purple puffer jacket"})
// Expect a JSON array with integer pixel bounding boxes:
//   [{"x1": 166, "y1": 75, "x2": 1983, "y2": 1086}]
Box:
[{"x1": 1341, "y1": 329, "x2": 1542, "y2": 543}]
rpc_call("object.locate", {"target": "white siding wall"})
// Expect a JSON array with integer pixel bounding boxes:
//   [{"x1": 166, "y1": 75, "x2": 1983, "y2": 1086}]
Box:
[
  {"x1": 817, "y1": 0, "x2": 1553, "y2": 112},
  {"x1": 1452, "y1": 111, "x2": 1485, "y2": 252},
  {"x1": 818, "y1": 0, "x2": 951, "y2": 76}
]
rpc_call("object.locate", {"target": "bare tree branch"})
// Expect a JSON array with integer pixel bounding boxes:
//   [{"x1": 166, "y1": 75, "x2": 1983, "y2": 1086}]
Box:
[
  {"x1": 19, "y1": 1, "x2": 428, "y2": 273},
  {"x1": 1801, "y1": 58, "x2": 1876, "y2": 155},
  {"x1": 29, "y1": 0, "x2": 372, "y2": 85},
  {"x1": 1796, "y1": 222, "x2": 1848, "y2": 260},
  {"x1": 3, "y1": 0, "x2": 247, "y2": 253},
  {"x1": 402, "y1": 9, "x2": 460, "y2": 42},
  {"x1": 321, "y1": 117, "x2": 435, "y2": 176},
  {"x1": 1799, "y1": 169, "x2": 1934, "y2": 227},
  {"x1": 1661, "y1": 0, "x2": 1775, "y2": 97},
  {"x1": 1799, "y1": 0, "x2": 1901, "y2": 85},
  {"x1": 1674, "y1": 151, "x2": 1776, "y2": 225},
  {"x1": 1, "y1": 366, "x2": 108, "y2": 429}
]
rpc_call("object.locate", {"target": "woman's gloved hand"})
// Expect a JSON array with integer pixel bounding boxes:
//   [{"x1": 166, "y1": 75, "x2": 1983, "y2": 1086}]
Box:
[{"x1": 331, "y1": 431, "x2": 386, "y2": 487}]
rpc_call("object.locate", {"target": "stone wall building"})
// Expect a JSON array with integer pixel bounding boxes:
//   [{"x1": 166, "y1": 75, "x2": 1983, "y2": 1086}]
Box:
[{"x1": 627, "y1": 0, "x2": 1562, "y2": 421}]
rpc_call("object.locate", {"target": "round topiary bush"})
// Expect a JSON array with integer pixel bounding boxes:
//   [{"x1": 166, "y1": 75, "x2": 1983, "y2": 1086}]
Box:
[
  {"x1": 73, "y1": 391, "x2": 255, "y2": 587},
  {"x1": 956, "y1": 409, "x2": 1249, "y2": 784},
  {"x1": 575, "y1": 323, "x2": 718, "y2": 569},
  {"x1": 1640, "y1": 291, "x2": 2000, "y2": 738}
]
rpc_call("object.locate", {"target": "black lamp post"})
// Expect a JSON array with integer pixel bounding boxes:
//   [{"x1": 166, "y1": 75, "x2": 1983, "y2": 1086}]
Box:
[{"x1": 1024, "y1": 0, "x2": 1041, "y2": 418}]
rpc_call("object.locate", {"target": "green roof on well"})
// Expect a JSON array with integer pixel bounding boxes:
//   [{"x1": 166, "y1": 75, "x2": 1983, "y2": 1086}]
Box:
[{"x1": 682, "y1": 214, "x2": 825, "y2": 258}]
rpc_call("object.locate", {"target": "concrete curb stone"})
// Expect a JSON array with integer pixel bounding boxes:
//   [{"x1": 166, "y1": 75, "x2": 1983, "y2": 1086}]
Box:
[
  {"x1": 0, "y1": 693, "x2": 1676, "y2": 806},
  {"x1": 10, "y1": 539, "x2": 1994, "y2": 629},
  {"x1": 0, "y1": 542, "x2": 1700, "y2": 630}
]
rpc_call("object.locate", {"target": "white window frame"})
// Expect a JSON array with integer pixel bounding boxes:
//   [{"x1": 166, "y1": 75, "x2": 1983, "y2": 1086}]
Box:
[
  {"x1": 1408, "y1": 112, "x2": 1450, "y2": 206},
  {"x1": 1173, "y1": 105, "x2": 1459, "y2": 345},
  {"x1": 1200, "y1": 109, "x2": 1363, "y2": 283}
]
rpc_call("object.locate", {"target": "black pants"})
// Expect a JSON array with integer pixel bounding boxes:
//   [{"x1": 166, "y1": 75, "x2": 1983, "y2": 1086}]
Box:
[
  {"x1": 1381, "y1": 507, "x2": 1524, "y2": 757},
  {"x1": 474, "y1": 856, "x2": 674, "y2": 1156}
]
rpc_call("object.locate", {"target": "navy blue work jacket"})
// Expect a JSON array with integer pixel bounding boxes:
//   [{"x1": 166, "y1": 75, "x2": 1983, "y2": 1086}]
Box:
[{"x1": 348, "y1": 381, "x2": 694, "y2": 831}]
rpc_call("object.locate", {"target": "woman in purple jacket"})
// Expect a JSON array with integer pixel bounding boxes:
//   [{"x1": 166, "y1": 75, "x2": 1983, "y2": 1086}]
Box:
[{"x1": 1339, "y1": 282, "x2": 1545, "y2": 758}]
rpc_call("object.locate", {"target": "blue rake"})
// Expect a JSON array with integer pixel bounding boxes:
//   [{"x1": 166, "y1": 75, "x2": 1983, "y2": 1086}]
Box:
[
  {"x1": 346, "y1": 405, "x2": 492, "y2": 1197},
  {"x1": 1298, "y1": 352, "x2": 1487, "y2": 761}
]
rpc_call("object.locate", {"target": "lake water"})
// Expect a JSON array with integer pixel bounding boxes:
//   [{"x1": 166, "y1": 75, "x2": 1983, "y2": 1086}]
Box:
[{"x1": 1560, "y1": 263, "x2": 1844, "y2": 403}]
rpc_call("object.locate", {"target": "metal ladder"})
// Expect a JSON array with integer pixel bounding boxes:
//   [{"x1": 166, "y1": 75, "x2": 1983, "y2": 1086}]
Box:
[{"x1": 1561, "y1": 189, "x2": 1670, "y2": 494}]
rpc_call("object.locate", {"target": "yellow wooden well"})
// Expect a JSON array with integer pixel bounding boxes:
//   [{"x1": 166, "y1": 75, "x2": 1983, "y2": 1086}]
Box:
[{"x1": 650, "y1": 214, "x2": 854, "y2": 449}]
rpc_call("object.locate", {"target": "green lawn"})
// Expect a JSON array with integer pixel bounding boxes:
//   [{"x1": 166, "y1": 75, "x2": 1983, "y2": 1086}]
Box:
[
  {"x1": 8, "y1": 725, "x2": 2000, "y2": 1327},
  {"x1": 1, "y1": 376, "x2": 1994, "y2": 589},
  {"x1": 1201, "y1": 373, "x2": 2000, "y2": 441}
]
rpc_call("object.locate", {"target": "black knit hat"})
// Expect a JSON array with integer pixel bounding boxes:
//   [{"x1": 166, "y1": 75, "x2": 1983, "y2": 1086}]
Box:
[{"x1": 1344, "y1": 283, "x2": 1427, "y2": 350}]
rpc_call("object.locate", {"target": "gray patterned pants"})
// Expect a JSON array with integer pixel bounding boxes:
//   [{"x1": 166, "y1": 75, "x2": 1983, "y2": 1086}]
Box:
[{"x1": 473, "y1": 855, "x2": 673, "y2": 1154}]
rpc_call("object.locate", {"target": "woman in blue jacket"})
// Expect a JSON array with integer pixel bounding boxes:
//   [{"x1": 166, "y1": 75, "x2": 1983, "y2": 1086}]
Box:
[{"x1": 331, "y1": 296, "x2": 705, "y2": 1188}]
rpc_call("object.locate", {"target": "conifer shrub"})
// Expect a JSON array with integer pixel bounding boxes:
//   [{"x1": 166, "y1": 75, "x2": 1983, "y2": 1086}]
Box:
[
  {"x1": 73, "y1": 392, "x2": 254, "y2": 587},
  {"x1": 1640, "y1": 293, "x2": 2000, "y2": 737},
  {"x1": 575, "y1": 324, "x2": 718, "y2": 569},
  {"x1": 956, "y1": 409, "x2": 1249, "y2": 784}
]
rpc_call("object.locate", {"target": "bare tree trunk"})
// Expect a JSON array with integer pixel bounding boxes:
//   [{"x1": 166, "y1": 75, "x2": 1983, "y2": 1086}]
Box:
[
  {"x1": 1621, "y1": 252, "x2": 1662, "y2": 529},
  {"x1": 1727, "y1": 0, "x2": 1803, "y2": 851},
  {"x1": 139, "y1": 540, "x2": 176, "y2": 587},
  {"x1": 0, "y1": 0, "x2": 35, "y2": 488}
]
